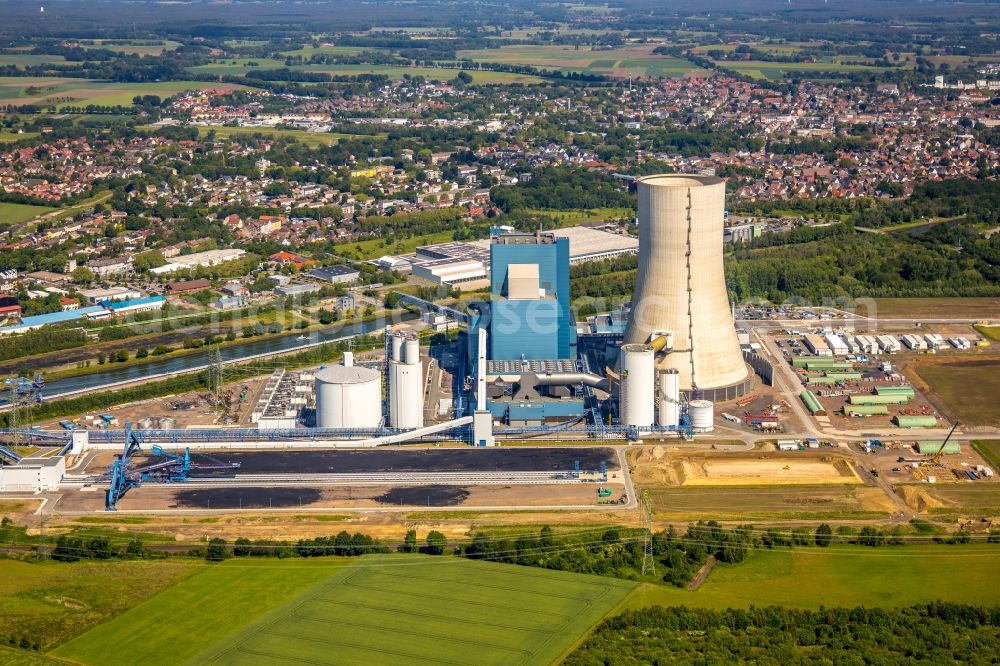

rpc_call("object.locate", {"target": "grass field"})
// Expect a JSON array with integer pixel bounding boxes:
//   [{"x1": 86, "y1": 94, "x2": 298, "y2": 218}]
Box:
[
  {"x1": 194, "y1": 556, "x2": 636, "y2": 666},
  {"x1": 622, "y1": 544, "x2": 1000, "y2": 611},
  {"x1": 0, "y1": 78, "x2": 250, "y2": 109},
  {"x1": 913, "y1": 358, "x2": 1000, "y2": 427},
  {"x1": 524, "y1": 207, "x2": 634, "y2": 225},
  {"x1": 925, "y1": 484, "x2": 1000, "y2": 515},
  {"x1": 0, "y1": 130, "x2": 39, "y2": 143},
  {"x1": 458, "y1": 44, "x2": 698, "y2": 78},
  {"x1": 972, "y1": 440, "x2": 1000, "y2": 470},
  {"x1": 52, "y1": 558, "x2": 347, "y2": 665},
  {"x1": 645, "y1": 485, "x2": 892, "y2": 521},
  {"x1": 141, "y1": 124, "x2": 365, "y2": 148},
  {"x1": 334, "y1": 229, "x2": 455, "y2": 260},
  {"x1": 0, "y1": 559, "x2": 199, "y2": 651},
  {"x1": 0, "y1": 202, "x2": 57, "y2": 225},
  {"x1": 846, "y1": 297, "x2": 1000, "y2": 319},
  {"x1": 975, "y1": 324, "x2": 1000, "y2": 342}
]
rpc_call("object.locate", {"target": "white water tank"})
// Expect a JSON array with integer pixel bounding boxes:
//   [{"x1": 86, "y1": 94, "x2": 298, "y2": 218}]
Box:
[
  {"x1": 315, "y1": 363, "x2": 382, "y2": 428},
  {"x1": 620, "y1": 344, "x2": 655, "y2": 428},
  {"x1": 688, "y1": 399, "x2": 715, "y2": 432},
  {"x1": 657, "y1": 369, "x2": 680, "y2": 428}
]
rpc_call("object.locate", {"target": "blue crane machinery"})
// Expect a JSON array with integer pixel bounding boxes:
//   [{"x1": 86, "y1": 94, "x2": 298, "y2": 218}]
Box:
[{"x1": 104, "y1": 423, "x2": 241, "y2": 511}]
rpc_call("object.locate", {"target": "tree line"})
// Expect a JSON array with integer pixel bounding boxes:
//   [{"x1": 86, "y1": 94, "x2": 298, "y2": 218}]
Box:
[{"x1": 567, "y1": 603, "x2": 1000, "y2": 665}]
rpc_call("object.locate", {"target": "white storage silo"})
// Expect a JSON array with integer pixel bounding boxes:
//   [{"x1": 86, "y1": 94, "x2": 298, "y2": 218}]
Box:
[
  {"x1": 620, "y1": 344, "x2": 655, "y2": 428},
  {"x1": 688, "y1": 399, "x2": 715, "y2": 432},
  {"x1": 315, "y1": 363, "x2": 382, "y2": 429},
  {"x1": 657, "y1": 368, "x2": 680, "y2": 428},
  {"x1": 388, "y1": 332, "x2": 424, "y2": 429}
]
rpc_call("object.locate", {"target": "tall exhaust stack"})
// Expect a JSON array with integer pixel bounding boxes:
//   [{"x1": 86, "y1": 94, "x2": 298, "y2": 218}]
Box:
[{"x1": 623, "y1": 174, "x2": 751, "y2": 401}]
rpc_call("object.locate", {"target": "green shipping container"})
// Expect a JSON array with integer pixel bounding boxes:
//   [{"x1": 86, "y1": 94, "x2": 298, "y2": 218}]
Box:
[
  {"x1": 845, "y1": 405, "x2": 889, "y2": 416},
  {"x1": 895, "y1": 415, "x2": 938, "y2": 428},
  {"x1": 916, "y1": 441, "x2": 960, "y2": 455},
  {"x1": 849, "y1": 394, "x2": 909, "y2": 406},
  {"x1": 800, "y1": 390, "x2": 825, "y2": 415}
]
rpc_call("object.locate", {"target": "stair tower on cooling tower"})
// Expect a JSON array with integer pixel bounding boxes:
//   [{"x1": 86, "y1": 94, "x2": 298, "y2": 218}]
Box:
[{"x1": 623, "y1": 174, "x2": 751, "y2": 401}]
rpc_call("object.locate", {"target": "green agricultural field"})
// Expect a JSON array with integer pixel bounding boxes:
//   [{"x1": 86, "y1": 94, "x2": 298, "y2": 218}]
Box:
[
  {"x1": 280, "y1": 45, "x2": 369, "y2": 58},
  {"x1": 717, "y1": 59, "x2": 896, "y2": 81},
  {"x1": 458, "y1": 44, "x2": 696, "y2": 78},
  {"x1": 914, "y1": 358, "x2": 1000, "y2": 427},
  {"x1": 190, "y1": 60, "x2": 543, "y2": 84},
  {"x1": 847, "y1": 297, "x2": 1000, "y2": 319},
  {"x1": 187, "y1": 58, "x2": 291, "y2": 75},
  {"x1": 622, "y1": 544, "x2": 1000, "y2": 611},
  {"x1": 644, "y1": 485, "x2": 891, "y2": 521},
  {"x1": 80, "y1": 39, "x2": 182, "y2": 56},
  {"x1": 0, "y1": 78, "x2": 251, "y2": 109},
  {"x1": 0, "y1": 54, "x2": 67, "y2": 68},
  {"x1": 0, "y1": 559, "x2": 199, "y2": 651},
  {"x1": 52, "y1": 558, "x2": 347, "y2": 665},
  {"x1": 194, "y1": 556, "x2": 635, "y2": 666},
  {"x1": 0, "y1": 202, "x2": 56, "y2": 225}
]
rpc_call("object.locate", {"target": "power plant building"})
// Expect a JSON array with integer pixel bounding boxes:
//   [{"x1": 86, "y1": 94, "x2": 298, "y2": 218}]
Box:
[
  {"x1": 468, "y1": 230, "x2": 587, "y2": 425},
  {"x1": 622, "y1": 175, "x2": 751, "y2": 401}
]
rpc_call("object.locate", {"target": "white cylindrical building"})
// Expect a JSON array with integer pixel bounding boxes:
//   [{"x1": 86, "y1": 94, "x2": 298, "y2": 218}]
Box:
[
  {"x1": 388, "y1": 333, "x2": 424, "y2": 429},
  {"x1": 391, "y1": 332, "x2": 404, "y2": 362},
  {"x1": 404, "y1": 335, "x2": 420, "y2": 365},
  {"x1": 623, "y1": 174, "x2": 751, "y2": 401},
  {"x1": 688, "y1": 399, "x2": 715, "y2": 432},
  {"x1": 620, "y1": 344, "x2": 655, "y2": 428},
  {"x1": 657, "y1": 368, "x2": 680, "y2": 429},
  {"x1": 315, "y1": 363, "x2": 382, "y2": 429}
]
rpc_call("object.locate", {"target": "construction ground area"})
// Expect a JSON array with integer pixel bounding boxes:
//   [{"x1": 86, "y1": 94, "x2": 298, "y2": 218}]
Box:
[{"x1": 628, "y1": 448, "x2": 862, "y2": 487}]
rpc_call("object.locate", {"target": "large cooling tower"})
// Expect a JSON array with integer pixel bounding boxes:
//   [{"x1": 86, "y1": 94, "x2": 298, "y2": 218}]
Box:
[{"x1": 623, "y1": 174, "x2": 751, "y2": 400}]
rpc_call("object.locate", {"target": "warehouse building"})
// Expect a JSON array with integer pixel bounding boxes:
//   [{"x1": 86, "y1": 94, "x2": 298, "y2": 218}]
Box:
[{"x1": 307, "y1": 265, "x2": 360, "y2": 284}]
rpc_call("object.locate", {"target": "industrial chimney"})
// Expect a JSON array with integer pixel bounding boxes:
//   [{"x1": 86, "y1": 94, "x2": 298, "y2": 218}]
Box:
[{"x1": 623, "y1": 174, "x2": 751, "y2": 401}]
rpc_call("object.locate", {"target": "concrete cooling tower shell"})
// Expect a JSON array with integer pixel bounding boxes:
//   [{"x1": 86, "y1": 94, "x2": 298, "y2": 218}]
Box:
[
  {"x1": 624, "y1": 174, "x2": 751, "y2": 400},
  {"x1": 314, "y1": 364, "x2": 382, "y2": 429}
]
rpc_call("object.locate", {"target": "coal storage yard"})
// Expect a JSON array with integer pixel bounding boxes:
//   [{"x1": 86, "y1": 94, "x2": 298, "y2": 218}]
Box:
[
  {"x1": 174, "y1": 487, "x2": 323, "y2": 509},
  {"x1": 228, "y1": 447, "x2": 618, "y2": 475}
]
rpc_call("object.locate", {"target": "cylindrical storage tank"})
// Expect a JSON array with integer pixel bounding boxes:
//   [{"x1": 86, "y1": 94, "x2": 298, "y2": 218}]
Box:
[
  {"x1": 620, "y1": 344, "x2": 655, "y2": 428},
  {"x1": 657, "y1": 369, "x2": 680, "y2": 428},
  {"x1": 688, "y1": 399, "x2": 714, "y2": 432},
  {"x1": 315, "y1": 364, "x2": 382, "y2": 428},
  {"x1": 404, "y1": 335, "x2": 420, "y2": 365},
  {"x1": 389, "y1": 361, "x2": 424, "y2": 429},
  {"x1": 391, "y1": 332, "x2": 404, "y2": 362}
]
